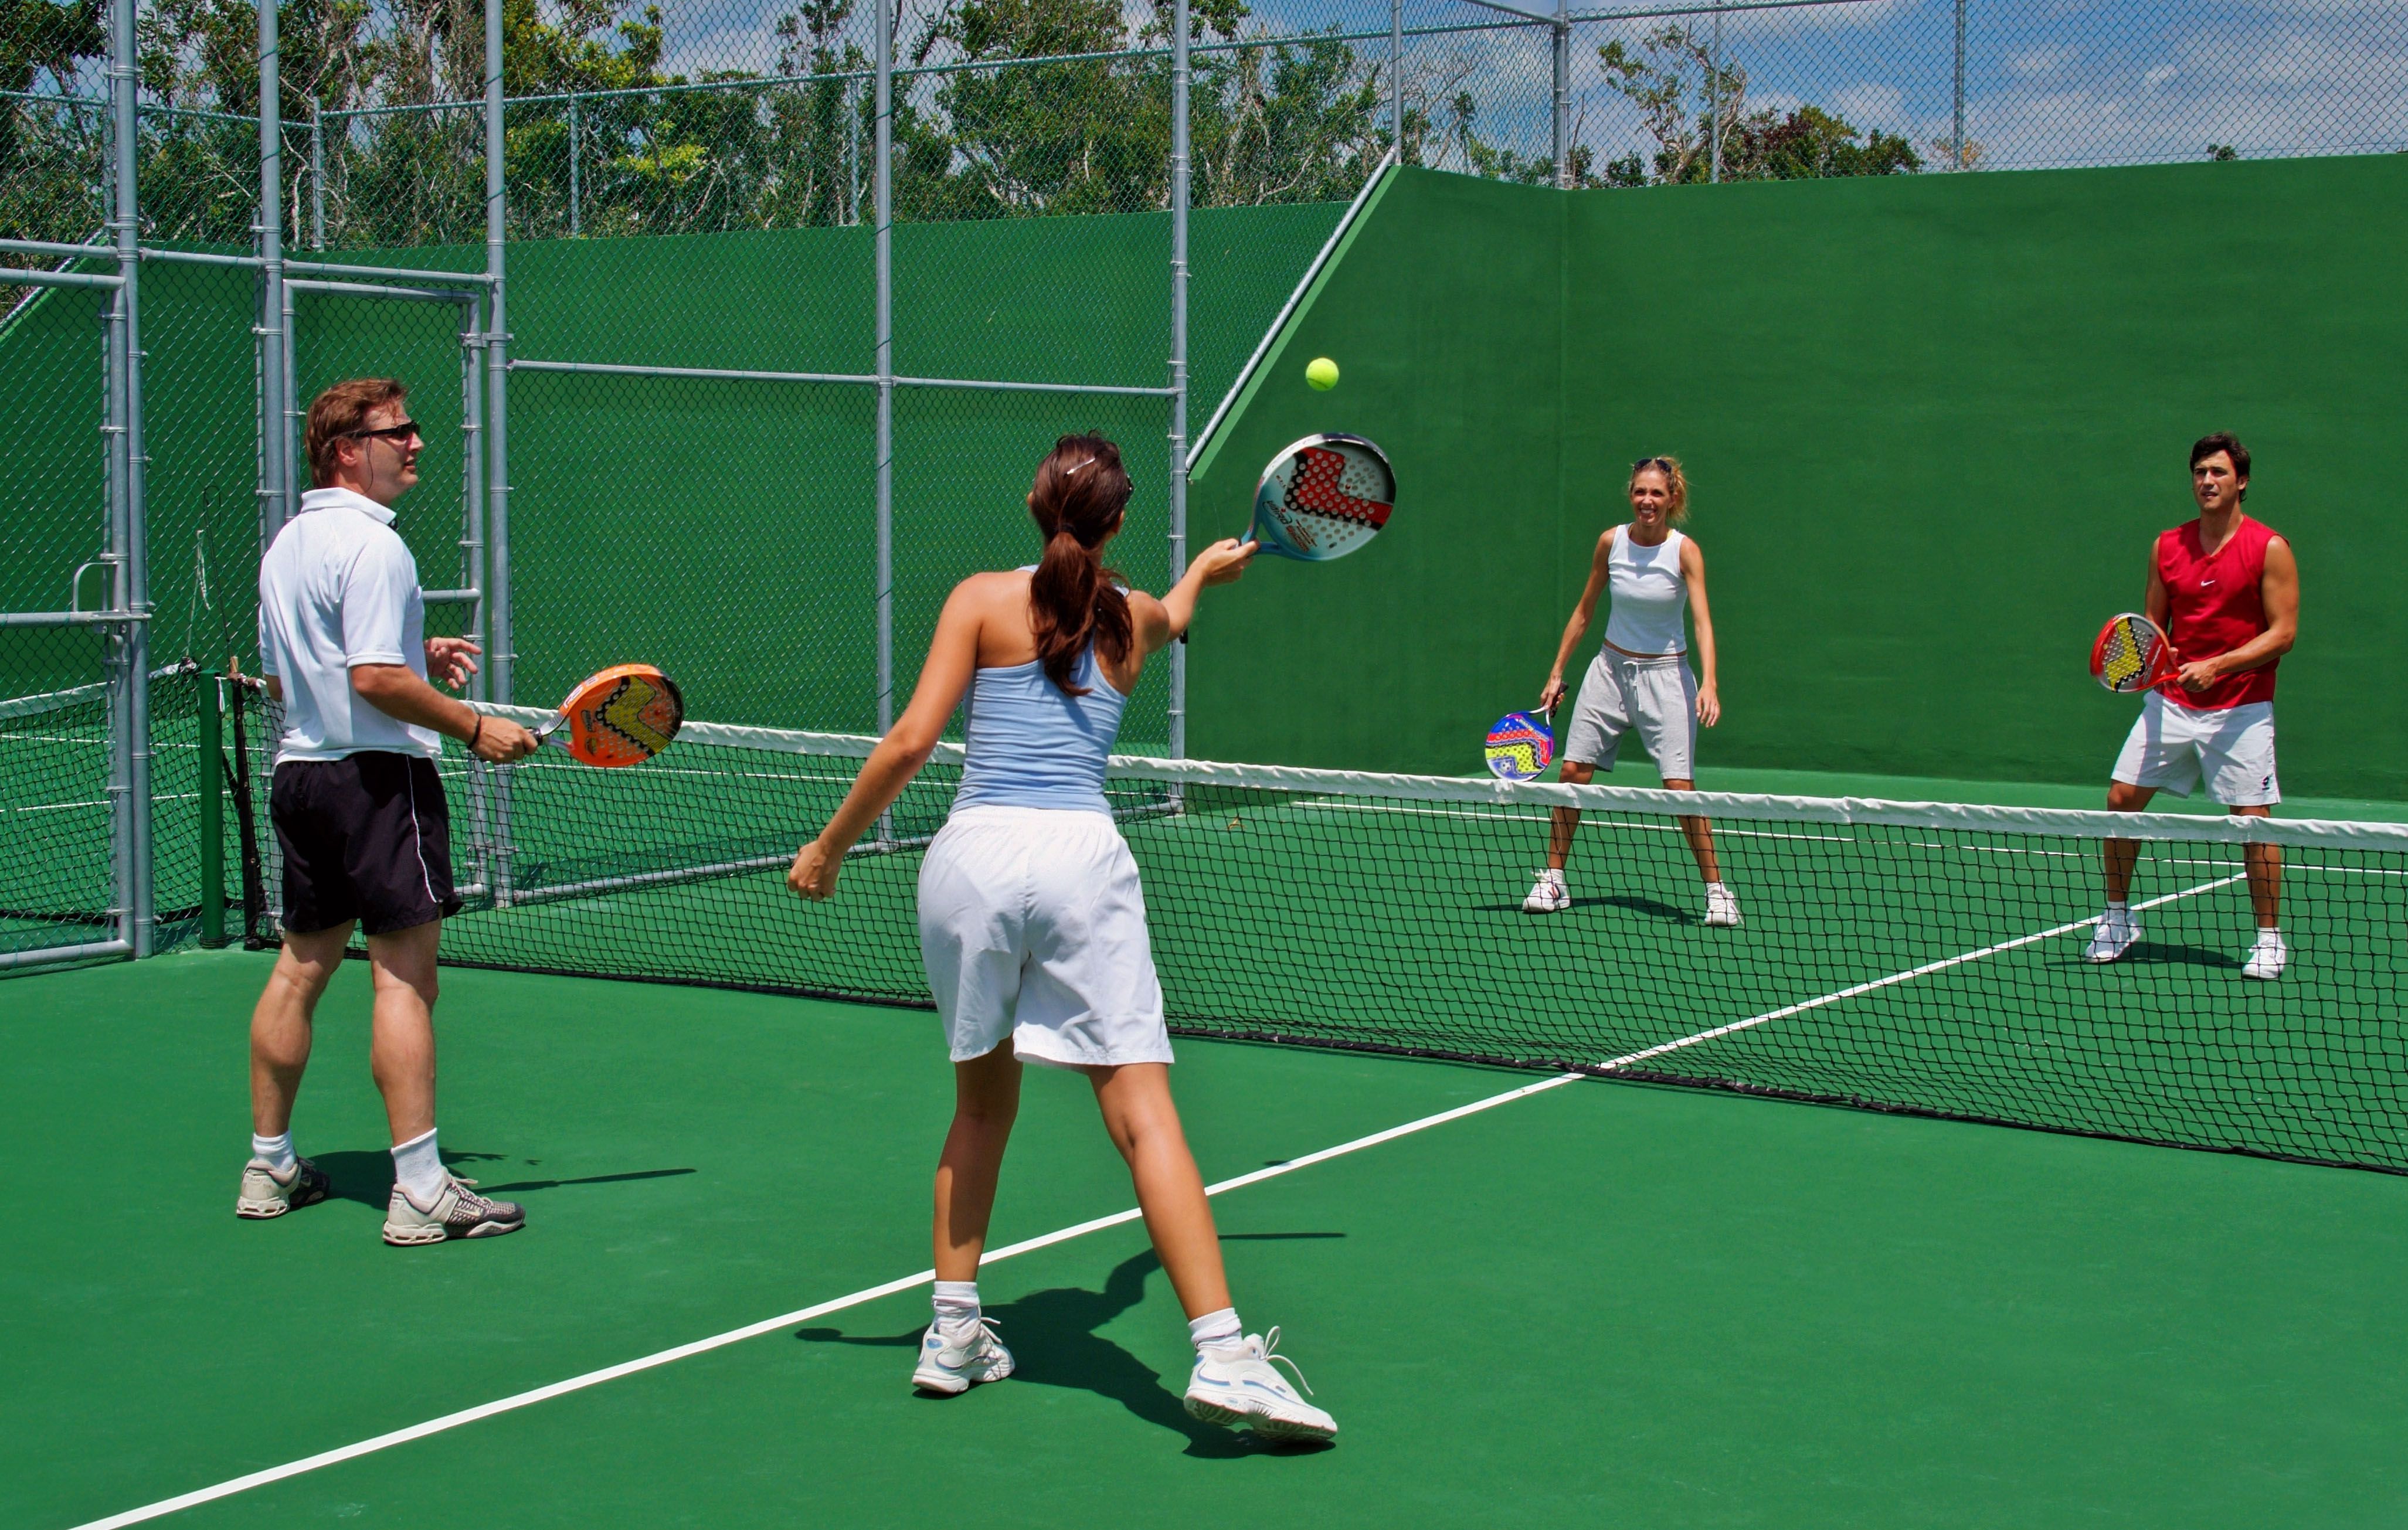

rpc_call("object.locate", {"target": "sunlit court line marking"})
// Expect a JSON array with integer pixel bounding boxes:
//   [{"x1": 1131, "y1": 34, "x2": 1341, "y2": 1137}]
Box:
[{"x1": 68, "y1": 871, "x2": 2241, "y2": 1530}]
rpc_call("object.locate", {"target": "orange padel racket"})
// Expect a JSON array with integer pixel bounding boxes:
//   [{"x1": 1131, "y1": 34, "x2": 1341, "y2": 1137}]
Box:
[
  {"x1": 2090, "y1": 613, "x2": 2183, "y2": 694},
  {"x1": 533, "y1": 664, "x2": 685, "y2": 767}
]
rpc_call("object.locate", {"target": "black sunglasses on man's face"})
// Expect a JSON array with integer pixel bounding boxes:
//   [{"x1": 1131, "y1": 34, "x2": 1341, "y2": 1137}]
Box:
[{"x1": 345, "y1": 420, "x2": 421, "y2": 444}]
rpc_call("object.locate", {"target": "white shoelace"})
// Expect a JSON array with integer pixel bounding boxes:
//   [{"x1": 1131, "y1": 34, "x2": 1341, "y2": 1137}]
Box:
[{"x1": 1256, "y1": 1327, "x2": 1316, "y2": 1397}]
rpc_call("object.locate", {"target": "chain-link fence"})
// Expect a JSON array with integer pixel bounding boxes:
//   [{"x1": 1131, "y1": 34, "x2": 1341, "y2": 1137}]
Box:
[{"x1": 8, "y1": 0, "x2": 2408, "y2": 972}]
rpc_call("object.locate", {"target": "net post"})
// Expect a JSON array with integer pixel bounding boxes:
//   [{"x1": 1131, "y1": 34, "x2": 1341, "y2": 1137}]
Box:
[
  {"x1": 1168, "y1": 0, "x2": 1190, "y2": 771},
  {"x1": 198, "y1": 671, "x2": 226, "y2": 946},
  {"x1": 872, "y1": 0, "x2": 896, "y2": 847}
]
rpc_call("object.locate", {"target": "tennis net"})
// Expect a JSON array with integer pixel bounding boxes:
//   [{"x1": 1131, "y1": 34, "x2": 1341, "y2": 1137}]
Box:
[
  {"x1": 4, "y1": 661, "x2": 217, "y2": 957},
  {"x1": 230, "y1": 693, "x2": 2408, "y2": 1172}
]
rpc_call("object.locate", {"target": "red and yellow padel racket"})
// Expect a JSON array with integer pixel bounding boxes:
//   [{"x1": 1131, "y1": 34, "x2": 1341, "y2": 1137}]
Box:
[
  {"x1": 2090, "y1": 612, "x2": 2183, "y2": 694},
  {"x1": 1245, "y1": 433, "x2": 1395, "y2": 562},
  {"x1": 533, "y1": 664, "x2": 686, "y2": 767}
]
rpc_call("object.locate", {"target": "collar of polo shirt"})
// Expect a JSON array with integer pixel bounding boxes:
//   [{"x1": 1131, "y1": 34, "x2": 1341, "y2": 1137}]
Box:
[{"x1": 298, "y1": 484, "x2": 399, "y2": 525}]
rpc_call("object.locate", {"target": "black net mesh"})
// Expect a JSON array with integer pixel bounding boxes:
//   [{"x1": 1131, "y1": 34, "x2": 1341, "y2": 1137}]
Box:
[{"x1": 226, "y1": 690, "x2": 2408, "y2": 1173}]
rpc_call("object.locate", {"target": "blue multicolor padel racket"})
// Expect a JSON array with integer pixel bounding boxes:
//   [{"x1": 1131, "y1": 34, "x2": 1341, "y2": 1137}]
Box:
[
  {"x1": 1483, "y1": 703, "x2": 1558, "y2": 782},
  {"x1": 1244, "y1": 433, "x2": 1395, "y2": 562}
]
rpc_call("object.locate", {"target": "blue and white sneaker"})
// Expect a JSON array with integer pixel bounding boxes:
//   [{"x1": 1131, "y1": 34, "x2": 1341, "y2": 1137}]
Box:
[
  {"x1": 912, "y1": 1317, "x2": 1013, "y2": 1395},
  {"x1": 1183, "y1": 1328, "x2": 1337, "y2": 1442}
]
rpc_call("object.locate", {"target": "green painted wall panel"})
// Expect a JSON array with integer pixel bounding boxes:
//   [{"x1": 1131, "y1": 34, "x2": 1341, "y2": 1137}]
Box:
[
  {"x1": 1187, "y1": 157, "x2": 2408, "y2": 801},
  {"x1": 1187, "y1": 170, "x2": 1572, "y2": 773},
  {"x1": 1569, "y1": 154, "x2": 2408, "y2": 801}
]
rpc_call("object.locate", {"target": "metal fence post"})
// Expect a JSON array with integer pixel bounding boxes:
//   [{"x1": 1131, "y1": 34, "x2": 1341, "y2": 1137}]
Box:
[
  {"x1": 310, "y1": 104, "x2": 325, "y2": 249},
  {"x1": 568, "y1": 93, "x2": 581, "y2": 235},
  {"x1": 1953, "y1": 0, "x2": 1968, "y2": 169},
  {"x1": 1708, "y1": 0, "x2": 1722, "y2": 183},
  {"x1": 99, "y1": 0, "x2": 140, "y2": 956},
  {"x1": 874, "y1": 0, "x2": 895, "y2": 739},
  {"x1": 1552, "y1": 0, "x2": 1569, "y2": 188},
  {"x1": 484, "y1": 0, "x2": 518, "y2": 900},
  {"x1": 257, "y1": 0, "x2": 286, "y2": 546},
  {"x1": 1169, "y1": 0, "x2": 1190, "y2": 760},
  {"x1": 198, "y1": 672, "x2": 225, "y2": 945},
  {"x1": 117, "y1": 0, "x2": 152, "y2": 956},
  {"x1": 1388, "y1": 0, "x2": 1402, "y2": 158},
  {"x1": 484, "y1": 0, "x2": 512, "y2": 712}
]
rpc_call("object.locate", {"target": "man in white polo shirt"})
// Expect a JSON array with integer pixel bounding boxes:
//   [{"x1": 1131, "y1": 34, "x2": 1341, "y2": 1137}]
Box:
[{"x1": 237, "y1": 378, "x2": 539, "y2": 1246}]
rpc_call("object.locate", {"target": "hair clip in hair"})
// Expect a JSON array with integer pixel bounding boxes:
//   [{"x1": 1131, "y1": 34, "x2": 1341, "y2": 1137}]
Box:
[{"x1": 1062, "y1": 458, "x2": 1095, "y2": 478}]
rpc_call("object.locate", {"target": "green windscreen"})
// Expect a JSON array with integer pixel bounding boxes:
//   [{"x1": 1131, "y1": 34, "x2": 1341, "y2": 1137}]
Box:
[{"x1": 1187, "y1": 158, "x2": 2408, "y2": 803}]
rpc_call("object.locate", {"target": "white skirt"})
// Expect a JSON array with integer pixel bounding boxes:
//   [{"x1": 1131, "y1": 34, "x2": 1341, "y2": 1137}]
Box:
[{"x1": 917, "y1": 805, "x2": 1173, "y2": 1067}]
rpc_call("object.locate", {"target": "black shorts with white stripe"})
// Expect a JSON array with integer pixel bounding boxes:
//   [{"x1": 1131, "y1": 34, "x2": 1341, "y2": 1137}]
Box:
[{"x1": 270, "y1": 752, "x2": 461, "y2": 936}]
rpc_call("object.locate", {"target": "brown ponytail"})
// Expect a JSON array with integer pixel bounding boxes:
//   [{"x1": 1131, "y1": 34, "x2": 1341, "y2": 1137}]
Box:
[{"x1": 1027, "y1": 433, "x2": 1135, "y2": 696}]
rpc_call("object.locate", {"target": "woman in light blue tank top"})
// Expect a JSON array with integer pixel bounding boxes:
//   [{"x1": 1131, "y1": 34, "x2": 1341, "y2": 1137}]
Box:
[{"x1": 787, "y1": 434, "x2": 1340, "y2": 1441}]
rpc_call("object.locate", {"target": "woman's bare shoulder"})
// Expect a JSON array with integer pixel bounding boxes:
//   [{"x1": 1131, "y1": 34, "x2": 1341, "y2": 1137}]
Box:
[{"x1": 951, "y1": 568, "x2": 1031, "y2": 606}]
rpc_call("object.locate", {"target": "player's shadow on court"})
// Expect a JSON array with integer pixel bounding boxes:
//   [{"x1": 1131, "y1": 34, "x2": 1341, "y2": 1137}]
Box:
[
  {"x1": 311, "y1": 1148, "x2": 509, "y2": 1208},
  {"x1": 2049, "y1": 940, "x2": 2241, "y2": 973},
  {"x1": 1470, "y1": 893, "x2": 1691, "y2": 922},
  {"x1": 795, "y1": 1235, "x2": 1341, "y2": 1457},
  {"x1": 309, "y1": 1149, "x2": 690, "y2": 1208}
]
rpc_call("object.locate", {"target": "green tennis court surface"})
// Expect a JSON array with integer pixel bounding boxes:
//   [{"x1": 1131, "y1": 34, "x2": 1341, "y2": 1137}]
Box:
[{"x1": 6, "y1": 949, "x2": 2406, "y2": 1528}]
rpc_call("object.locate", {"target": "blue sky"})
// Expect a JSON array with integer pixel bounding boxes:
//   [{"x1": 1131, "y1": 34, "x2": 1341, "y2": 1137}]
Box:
[{"x1": 644, "y1": 0, "x2": 2407, "y2": 172}]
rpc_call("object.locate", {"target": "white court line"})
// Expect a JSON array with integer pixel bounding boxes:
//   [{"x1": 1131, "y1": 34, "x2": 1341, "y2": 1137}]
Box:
[
  {"x1": 69, "y1": 1073, "x2": 1584, "y2": 1530},
  {"x1": 1295, "y1": 800, "x2": 1856, "y2": 844},
  {"x1": 69, "y1": 872, "x2": 2240, "y2": 1529}
]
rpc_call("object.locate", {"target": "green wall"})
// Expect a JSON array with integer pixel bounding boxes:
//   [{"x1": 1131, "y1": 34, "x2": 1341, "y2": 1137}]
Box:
[
  {"x1": 1188, "y1": 170, "x2": 1574, "y2": 773},
  {"x1": 1189, "y1": 159, "x2": 2408, "y2": 801}
]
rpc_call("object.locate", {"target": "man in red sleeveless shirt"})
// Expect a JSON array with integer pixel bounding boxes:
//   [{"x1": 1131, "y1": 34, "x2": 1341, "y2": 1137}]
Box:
[{"x1": 2087, "y1": 433, "x2": 2299, "y2": 978}]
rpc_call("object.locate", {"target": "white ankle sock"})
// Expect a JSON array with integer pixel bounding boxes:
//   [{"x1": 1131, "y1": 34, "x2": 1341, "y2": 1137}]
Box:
[
  {"x1": 932, "y1": 1280, "x2": 980, "y2": 1328},
  {"x1": 251, "y1": 1132, "x2": 295, "y2": 1173},
  {"x1": 390, "y1": 1128, "x2": 446, "y2": 1201},
  {"x1": 2107, "y1": 900, "x2": 2130, "y2": 912},
  {"x1": 1189, "y1": 1307, "x2": 1243, "y2": 1353}
]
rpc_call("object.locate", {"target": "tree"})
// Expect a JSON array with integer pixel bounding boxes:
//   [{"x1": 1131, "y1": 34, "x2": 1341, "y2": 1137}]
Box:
[
  {"x1": 2, "y1": 0, "x2": 108, "y2": 250},
  {"x1": 1598, "y1": 24, "x2": 1921, "y2": 186}
]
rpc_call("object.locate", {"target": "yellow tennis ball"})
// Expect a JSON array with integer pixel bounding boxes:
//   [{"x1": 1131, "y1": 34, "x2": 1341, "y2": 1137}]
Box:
[{"x1": 1305, "y1": 356, "x2": 1340, "y2": 391}]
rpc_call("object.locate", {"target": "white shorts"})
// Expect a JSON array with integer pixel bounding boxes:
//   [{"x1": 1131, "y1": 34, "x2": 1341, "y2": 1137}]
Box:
[
  {"x1": 917, "y1": 805, "x2": 1173, "y2": 1068},
  {"x1": 2111, "y1": 692, "x2": 2280, "y2": 806},
  {"x1": 1561, "y1": 650, "x2": 1698, "y2": 779}
]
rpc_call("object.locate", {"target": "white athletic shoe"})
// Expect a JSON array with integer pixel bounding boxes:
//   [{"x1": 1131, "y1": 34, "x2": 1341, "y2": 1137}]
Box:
[
  {"x1": 2242, "y1": 929, "x2": 2288, "y2": 981},
  {"x1": 381, "y1": 1175, "x2": 525, "y2": 1246},
  {"x1": 2086, "y1": 905, "x2": 2140, "y2": 963},
  {"x1": 235, "y1": 1155, "x2": 331, "y2": 1219},
  {"x1": 1184, "y1": 1328, "x2": 1337, "y2": 1443},
  {"x1": 1703, "y1": 883, "x2": 1743, "y2": 927},
  {"x1": 912, "y1": 1316, "x2": 1014, "y2": 1395},
  {"x1": 1523, "y1": 869, "x2": 1570, "y2": 914}
]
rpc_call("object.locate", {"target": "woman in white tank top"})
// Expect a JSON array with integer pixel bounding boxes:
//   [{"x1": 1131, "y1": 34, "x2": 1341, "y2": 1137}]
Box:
[{"x1": 1524, "y1": 456, "x2": 1740, "y2": 927}]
